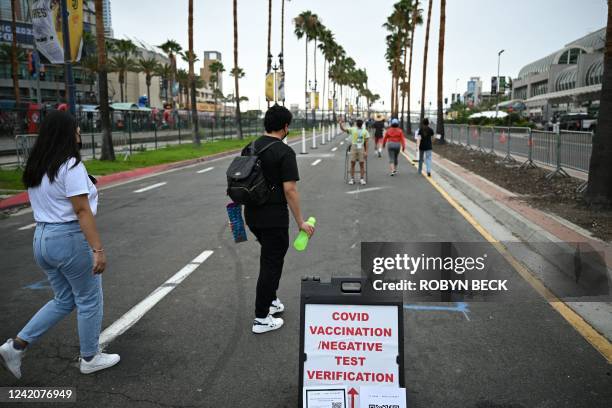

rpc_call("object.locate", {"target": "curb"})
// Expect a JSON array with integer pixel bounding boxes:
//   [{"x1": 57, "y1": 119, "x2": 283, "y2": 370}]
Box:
[{"x1": 0, "y1": 134, "x2": 308, "y2": 211}]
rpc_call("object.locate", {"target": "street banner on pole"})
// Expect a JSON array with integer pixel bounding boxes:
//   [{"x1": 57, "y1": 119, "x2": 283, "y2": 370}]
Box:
[
  {"x1": 312, "y1": 92, "x2": 319, "y2": 110},
  {"x1": 276, "y1": 71, "x2": 285, "y2": 102},
  {"x1": 30, "y1": 0, "x2": 83, "y2": 64},
  {"x1": 265, "y1": 72, "x2": 275, "y2": 102}
]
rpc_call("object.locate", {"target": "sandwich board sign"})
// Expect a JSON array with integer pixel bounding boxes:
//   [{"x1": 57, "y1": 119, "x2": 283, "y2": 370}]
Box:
[{"x1": 299, "y1": 277, "x2": 405, "y2": 408}]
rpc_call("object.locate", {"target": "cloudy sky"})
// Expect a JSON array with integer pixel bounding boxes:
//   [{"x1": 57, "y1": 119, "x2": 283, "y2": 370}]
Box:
[{"x1": 112, "y1": 0, "x2": 607, "y2": 112}]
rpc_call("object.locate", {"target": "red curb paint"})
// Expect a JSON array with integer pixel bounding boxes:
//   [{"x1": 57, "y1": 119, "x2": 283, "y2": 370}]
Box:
[{"x1": 0, "y1": 147, "x2": 244, "y2": 210}]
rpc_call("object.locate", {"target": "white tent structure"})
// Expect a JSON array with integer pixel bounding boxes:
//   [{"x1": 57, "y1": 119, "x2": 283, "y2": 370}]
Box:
[{"x1": 469, "y1": 111, "x2": 509, "y2": 119}]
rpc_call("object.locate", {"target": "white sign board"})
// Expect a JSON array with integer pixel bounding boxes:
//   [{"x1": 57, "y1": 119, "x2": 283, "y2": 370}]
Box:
[
  {"x1": 303, "y1": 386, "x2": 347, "y2": 408},
  {"x1": 303, "y1": 304, "x2": 400, "y2": 390},
  {"x1": 359, "y1": 386, "x2": 406, "y2": 408}
]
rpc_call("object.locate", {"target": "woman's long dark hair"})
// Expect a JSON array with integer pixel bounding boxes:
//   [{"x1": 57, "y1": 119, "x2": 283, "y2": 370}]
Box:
[{"x1": 22, "y1": 110, "x2": 81, "y2": 188}]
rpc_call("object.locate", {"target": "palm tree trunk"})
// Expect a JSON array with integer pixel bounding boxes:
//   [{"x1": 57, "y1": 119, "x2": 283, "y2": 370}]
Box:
[
  {"x1": 146, "y1": 80, "x2": 151, "y2": 108},
  {"x1": 94, "y1": 0, "x2": 115, "y2": 160},
  {"x1": 420, "y1": 0, "x2": 434, "y2": 124},
  {"x1": 436, "y1": 0, "x2": 446, "y2": 142},
  {"x1": 407, "y1": 2, "x2": 417, "y2": 133},
  {"x1": 322, "y1": 58, "x2": 327, "y2": 123},
  {"x1": 313, "y1": 37, "x2": 317, "y2": 123},
  {"x1": 305, "y1": 37, "x2": 309, "y2": 125},
  {"x1": 233, "y1": 0, "x2": 243, "y2": 139},
  {"x1": 119, "y1": 74, "x2": 124, "y2": 102},
  {"x1": 10, "y1": 0, "x2": 20, "y2": 106},
  {"x1": 267, "y1": 0, "x2": 272, "y2": 74},
  {"x1": 189, "y1": 0, "x2": 200, "y2": 144},
  {"x1": 400, "y1": 41, "x2": 408, "y2": 128},
  {"x1": 586, "y1": 0, "x2": 612, "y2": 204}
]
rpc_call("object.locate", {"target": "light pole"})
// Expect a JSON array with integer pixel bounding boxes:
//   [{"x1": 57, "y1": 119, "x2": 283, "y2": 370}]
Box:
[{"x1": 496, "y1": 49, "x2": 505, "y2": 118}]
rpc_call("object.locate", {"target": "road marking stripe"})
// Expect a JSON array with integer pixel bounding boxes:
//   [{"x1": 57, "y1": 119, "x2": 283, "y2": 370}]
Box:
[
  {"x1": 401, "y1": 150, "x2": 612, "y2": 363},
  {"x1": 18, "y1": 223, "x2": 36, "y2": 231},
  {"x1": 340, "y1": 141, "x2": 345, "y2": 146},
  {"x1": 331, "y1": 147, "x2": 338, "y2": 152},
  {"x1": 346, "y1": 187, "x2": 385, "y2": 194},
  {"x1": 133, "y1": 182, "x2": 167, "y2": 193},
  {"x1": 197, "y1": 166, "x2": 214, "y2": 174},
  {"x1": 311, "y1": 159, "x2": 322, "y2": 166},
  {"x1": 99, "y1": 249, "x2": 214, "y2": 347}
]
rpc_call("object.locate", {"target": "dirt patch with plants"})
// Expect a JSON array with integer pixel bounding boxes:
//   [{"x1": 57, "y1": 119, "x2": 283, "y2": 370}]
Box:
[{"x1": 433, "y1": 142, "x2": 612, "y2": 242}]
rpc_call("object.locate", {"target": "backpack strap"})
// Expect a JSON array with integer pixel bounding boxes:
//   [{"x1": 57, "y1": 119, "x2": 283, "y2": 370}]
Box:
[{"x1": 250, "y1": 139, "x2": 281, "y2": 156}]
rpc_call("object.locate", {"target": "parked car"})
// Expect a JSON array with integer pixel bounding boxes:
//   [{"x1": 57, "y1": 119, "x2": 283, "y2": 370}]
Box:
[{"x1": 558, "y1": 113, "x2": 597, "y2": 132}]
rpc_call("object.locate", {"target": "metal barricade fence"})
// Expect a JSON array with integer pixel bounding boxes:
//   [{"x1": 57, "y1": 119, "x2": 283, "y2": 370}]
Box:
[
  {"x1": 15, "y1": 134, "x2": 37, "y2": 167},
  {"x1": 444, "y1": 124, "x2": 593, "y2": 176}
]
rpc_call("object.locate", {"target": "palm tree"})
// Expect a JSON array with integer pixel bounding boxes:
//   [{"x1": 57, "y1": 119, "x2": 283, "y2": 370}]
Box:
[
  {"x1": 318, "y1": 29, "x2": 335, "y2": 121},
  {"x1": 94, "y1": 0, "x2": 114, "y2": 160},
  {"x1": 436, "y1": 0, "x2": 446, "y2": 142},
  {"x1": 187, "y1": 0, "x2": 200, "y2": 144},
  {"x1": 586, "y1": 0, "x2": 612, "y2": 204},
  {"x1": 111, "y1": 39, "x2": 139, "y2": 102},
  {"x1": 209, "y1": 60, "x2": 225, "y2": 120},
  {"x1": 294, "y1": 11, "x2": 319, "y2": 123},
  {"x1": 175, "y1": 69, "x2": 189, "y2": 108},
  {"x1": 420, "y1": 0, "x2": 434, "y2": 124},
  {"x1": 155, "y1": 63, "x2": 173, "y2": 106},
  {"x1": 10, "y1": 0, "x2": 20, "y2": 105},
  {"x1": 233, "y1": 0, "x2": 243, "y2": 139},
  {"x1": 80, "y1": 55, "x2": 99, "y2": 98},
  {"x1": 157, "y1": 40, "x2": 183, "y2": 108},
  {"x1": 406, "y1": 1, "x2": 422, "y2": 133},
  {"x1": 109, "y1": 54, "x2": 138, "y2": 102},
  {"x1": 137, "y1": 57, "x2": 160, "y2": 107}
]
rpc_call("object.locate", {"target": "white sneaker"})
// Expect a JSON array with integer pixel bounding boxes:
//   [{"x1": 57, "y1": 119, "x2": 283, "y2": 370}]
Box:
[
  {"x1": 252, "y1": 315, "x2": 284, "y2": 334},
  {"x1": 360, "y1": 179, "x2": 367, "y2": 185},
  {"x1": 0, "y1": 339, "x2": 24, "y2": 379},
  {"x1": 348, "y1": 179, "x2": 355, "y2": 185},
  {"x1": 269, "y1": 298, "x2": 285, "y2": 315},
  {"x1": 80, "y1": 352, "x2": 120, "y2": 374}
]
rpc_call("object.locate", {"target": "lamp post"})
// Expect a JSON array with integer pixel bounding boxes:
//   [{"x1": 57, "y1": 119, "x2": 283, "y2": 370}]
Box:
[{"x1": 496, "y1": 49, "x2": 505, "y2": 118}]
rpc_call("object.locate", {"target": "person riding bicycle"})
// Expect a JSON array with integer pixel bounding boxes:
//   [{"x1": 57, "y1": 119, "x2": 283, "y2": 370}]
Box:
[{"x1": 339, "y1": 118, "x2": 369, "y2": 185}]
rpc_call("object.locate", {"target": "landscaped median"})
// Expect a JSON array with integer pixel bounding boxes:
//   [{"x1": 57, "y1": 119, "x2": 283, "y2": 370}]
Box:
[{"x1": 0, "y1": 134, "x2": 293, "y2": 210}]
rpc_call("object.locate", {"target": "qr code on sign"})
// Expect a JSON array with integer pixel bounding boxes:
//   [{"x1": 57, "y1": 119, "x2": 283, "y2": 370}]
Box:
[{"x1": 368, "y1": 405, "x2": 400, "y2": 408}]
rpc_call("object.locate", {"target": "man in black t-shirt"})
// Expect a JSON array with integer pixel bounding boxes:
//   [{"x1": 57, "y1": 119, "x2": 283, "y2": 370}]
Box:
[
  {"x1": 241, "y1": 105, "x2": 315, "y2": 334},
  {"x1": 372, "y1": 116, "x2": 386, "y2": 158},
  {"x1": 417, "y1": 118, "x2": 434, "y2": 177}
]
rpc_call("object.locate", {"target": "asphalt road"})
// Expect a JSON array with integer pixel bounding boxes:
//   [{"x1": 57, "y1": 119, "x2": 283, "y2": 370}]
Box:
[{"x1": 0, "y1": 134, "x2": 610, "y2": 408}]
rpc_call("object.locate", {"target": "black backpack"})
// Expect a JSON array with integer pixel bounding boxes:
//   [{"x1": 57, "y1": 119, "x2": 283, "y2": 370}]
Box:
[{"x1": 226, "y1": 140, "x2": 280, "y2": 205}]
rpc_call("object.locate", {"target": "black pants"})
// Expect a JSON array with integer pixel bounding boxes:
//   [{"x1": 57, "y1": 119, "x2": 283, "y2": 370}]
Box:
[{"x1": 249, "y1": 226, "x2": 289, "y2": 318}]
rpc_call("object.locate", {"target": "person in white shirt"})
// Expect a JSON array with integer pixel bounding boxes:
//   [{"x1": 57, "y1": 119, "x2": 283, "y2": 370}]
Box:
[{"x1": 0, "y1": 111, "x2": 120, "y2": 379}]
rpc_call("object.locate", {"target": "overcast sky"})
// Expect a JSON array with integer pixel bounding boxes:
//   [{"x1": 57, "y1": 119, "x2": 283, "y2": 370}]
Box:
[{"x1": 112, "y1": 0, "x2": 607, "y2": 112}]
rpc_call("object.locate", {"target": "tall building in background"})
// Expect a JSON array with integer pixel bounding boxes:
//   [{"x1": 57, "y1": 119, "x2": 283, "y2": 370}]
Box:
[
  {"x1": 102, "y1": 0, "x2": 113, "y2": 38},
  {"x1": 200, "y1": 51, "x2": 223, "y2": 94}
]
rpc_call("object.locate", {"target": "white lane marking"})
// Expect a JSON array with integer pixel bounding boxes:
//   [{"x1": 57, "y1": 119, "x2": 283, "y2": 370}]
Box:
[
  {"x1": 99, "y1": 250, "x2": 214, "y2": 347},
  {"x1": 331, "y1": 147, "x2": 338, "y2": 152},
  {"x1": 340, "y1": 141, "x2": 345, "y2": 146},
  {"x1": 346, "y1": 186, "x2": 386, "y2": 195},
  {"x1": 18, "y1": 223, "x2": 36, "y2": 231},
  {"x1": 311, "y1": 159, "x2": 322, "y2": 166},
  {"x1": 133, "y1": 182, "x2": 167, "y2": 193},
  {"x1": 197, "y1": 166, "x2": 214, "y2": 174}
]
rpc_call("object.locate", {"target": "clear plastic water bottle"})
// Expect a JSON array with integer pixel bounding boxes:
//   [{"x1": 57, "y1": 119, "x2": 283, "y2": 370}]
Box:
[{"x1": 293, "y1": 217, "x2": 316, "y2": 251}]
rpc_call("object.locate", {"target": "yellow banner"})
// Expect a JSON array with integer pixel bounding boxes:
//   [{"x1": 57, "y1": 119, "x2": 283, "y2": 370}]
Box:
[
  {"x1": 55, "y1": 0, "x2": 83, "y2": 62},
  {"x1": 313, "y1": 92, "x2": 319, "y2": 110},
  {"x1": 265, "y1": 73, "x2": 275, "y2": 102},
  {"x1": 328, "y1": 98, "x2": 333, "y2": 110}
]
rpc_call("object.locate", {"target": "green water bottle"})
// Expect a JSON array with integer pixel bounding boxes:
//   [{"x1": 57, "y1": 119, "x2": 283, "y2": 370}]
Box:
[{"x1": 294, "y1": 217, "x2": 316, "y2": 251}]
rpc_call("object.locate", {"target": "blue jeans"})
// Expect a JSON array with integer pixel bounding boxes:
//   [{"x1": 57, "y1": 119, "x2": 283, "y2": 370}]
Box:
[
  {"x1": 18, "y1": 221, "x2": 102, "y2": 357},
  {"x1": 418, "y1": 149, "x2": 432, "y2": 174}
]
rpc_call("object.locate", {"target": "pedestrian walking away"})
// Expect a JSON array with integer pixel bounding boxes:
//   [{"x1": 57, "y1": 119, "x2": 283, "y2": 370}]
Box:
[
  {"x1": 382, "y1": 118, "x2": 406, "y2": 176},
  {"x1": 241, "y1": 105, "x2": 315, "y2": 334},
  {"x1": 417, "y1": 118, "x2": 434, "y2": 177},
  {"x1": 0, "y1": 111, "x2": 120, "y2": 380},
  {"x1": 372, "y1": 114, "x2": 386, "y2": 158},
  {"x1": 339, "y1": 117, "x2": 369, "y2": 185}
]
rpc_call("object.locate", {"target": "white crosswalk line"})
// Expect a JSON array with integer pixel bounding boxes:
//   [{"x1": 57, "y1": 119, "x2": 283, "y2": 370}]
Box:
[
  {"x1": 197, "y1": 166, "x2": 214, "y2": 174},
  {"x1": 99, "y1": 250, "x2": 214, "y2": 348},
  {"x1": 18, "y1": 223, "x2": 36, "y2": 231},
  {"x1": 133, "y1": 182, "x2": 167, "y2": 193},
  {"x1": 311, "y1": 159, "x2": 322, "y2": 166},
  {"x1": 331, "y1": 147, "x2": 338, "y2": 152}
]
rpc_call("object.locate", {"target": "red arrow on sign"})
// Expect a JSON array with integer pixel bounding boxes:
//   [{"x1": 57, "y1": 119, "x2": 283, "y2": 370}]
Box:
[{"x1": 348, "y1": 388, "x2": 359, "y2": 408}]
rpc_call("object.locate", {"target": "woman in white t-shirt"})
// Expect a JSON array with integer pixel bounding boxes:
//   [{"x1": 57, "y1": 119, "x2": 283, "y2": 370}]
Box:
[{"x1": 0, "y1": 111, "x2": 120, "y2": 379}]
